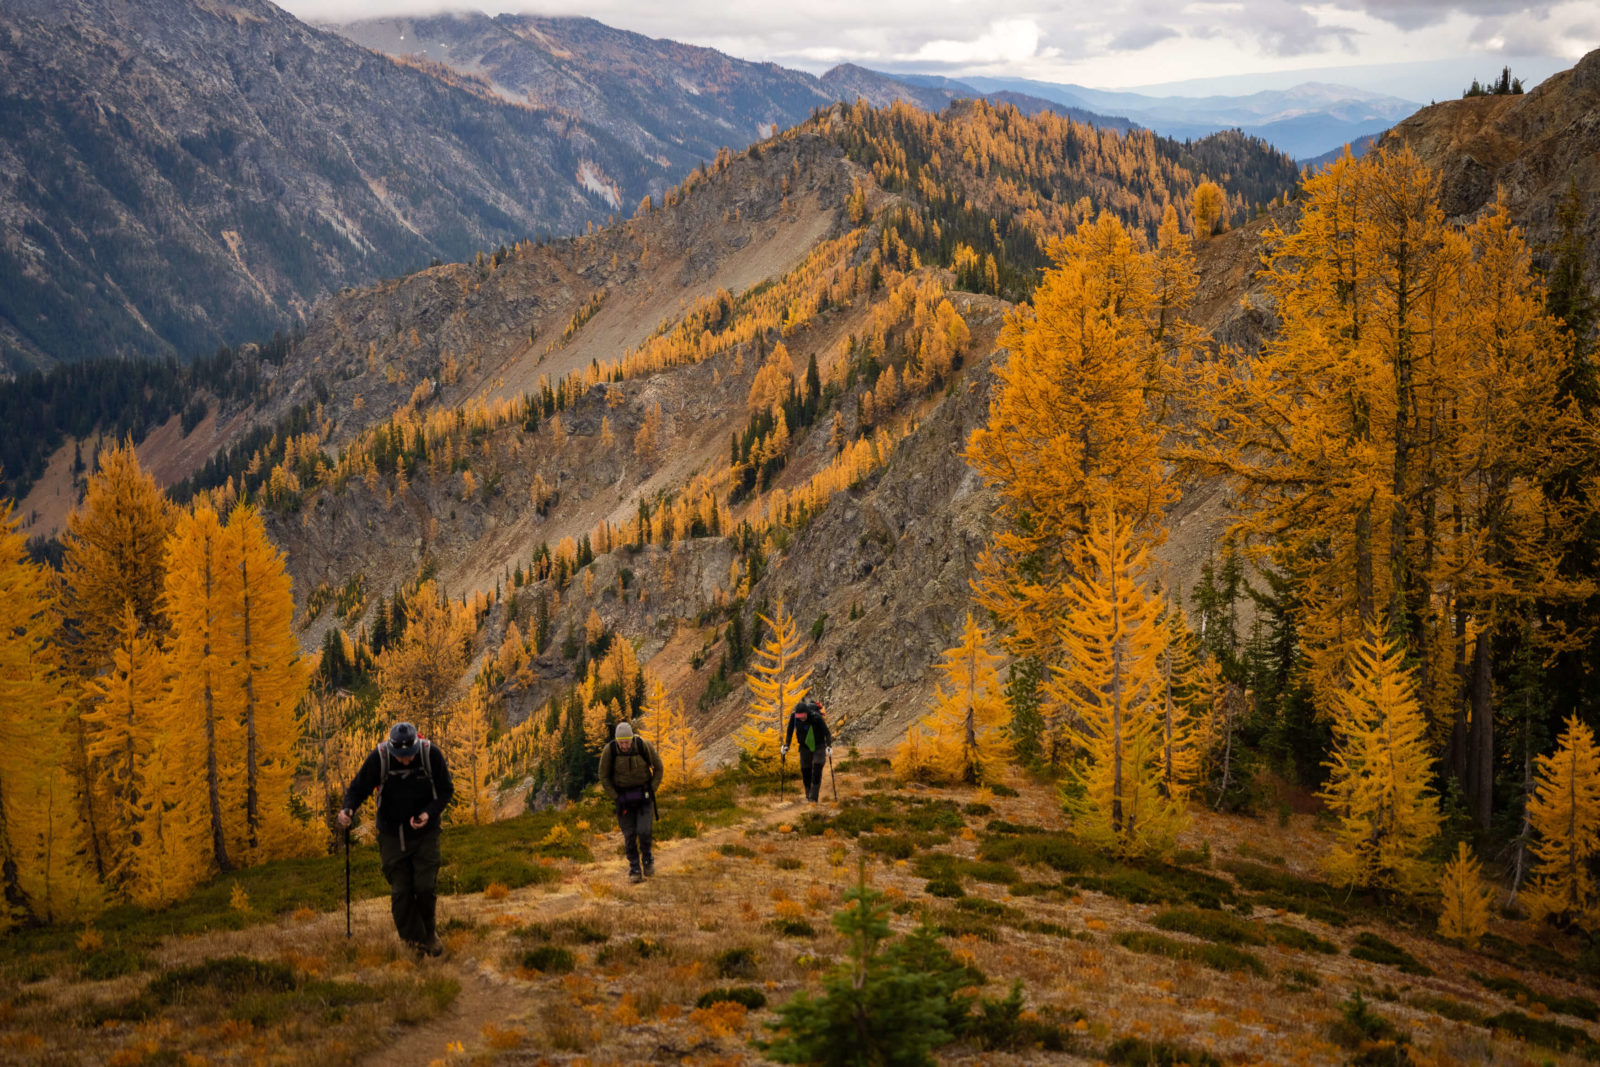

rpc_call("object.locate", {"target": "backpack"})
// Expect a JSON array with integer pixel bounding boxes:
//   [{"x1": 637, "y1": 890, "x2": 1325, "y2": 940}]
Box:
[{"x1": 375, "y1": 738, "x2": 437, "y2": 806}]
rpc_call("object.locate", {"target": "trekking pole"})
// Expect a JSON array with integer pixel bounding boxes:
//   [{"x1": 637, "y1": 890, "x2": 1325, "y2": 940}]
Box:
[
  {"x1": 780, "y1": 748, "x2": 789, "y2": 796},
  {"x1": 827, "y1": 748, "x2": 839, "y2": 802},
  {"x1": 343, "y1": 824, "x2": 352, "y2": 939}
]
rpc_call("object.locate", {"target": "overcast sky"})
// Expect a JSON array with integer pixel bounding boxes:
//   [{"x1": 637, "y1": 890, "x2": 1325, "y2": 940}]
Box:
[{"x1": 278, "y1": 0, "x2": 1595, "y2": 97}]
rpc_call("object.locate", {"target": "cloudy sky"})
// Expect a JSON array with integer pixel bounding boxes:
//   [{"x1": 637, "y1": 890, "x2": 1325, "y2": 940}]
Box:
[{"x1": 279, "y1": 0, "x2": 1595, "y2": 97}]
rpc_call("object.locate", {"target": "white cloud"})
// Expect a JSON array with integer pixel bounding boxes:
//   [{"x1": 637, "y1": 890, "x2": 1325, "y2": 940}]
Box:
[
  {"x1": 904, "y1": 18, "x2": 1045, "y2": 65},
  {"x1": 277, "y1": 0, "x2": 1595, "y2": 93}
]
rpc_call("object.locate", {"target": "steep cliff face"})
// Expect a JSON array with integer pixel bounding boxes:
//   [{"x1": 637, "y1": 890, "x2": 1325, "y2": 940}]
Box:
[{"x1": 0, "y1": 0, "x2": 665, "y2": 371}]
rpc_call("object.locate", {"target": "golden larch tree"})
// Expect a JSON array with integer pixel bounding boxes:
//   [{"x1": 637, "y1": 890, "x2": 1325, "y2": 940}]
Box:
[
  {"x1": 644, "y1": 675, "x2": 706, "y2": 793},
  {"x1": 1189, "y1": 180, "x2": 1227, "y2": 237},
  {"x1": 375, "y1": 581, "x2": 472, "y2": 740},
  {"x1": 907, "y1": 614, "x2": 1012, "y2": 786},
  {"x1": 736, "y1": 602, "x2": 811, "y2": 772},
  {"x1": 59, "y1": 440, "x2": 175, "y2": 880},
  {"x1": 0, "y1": 501, "x2": 102, "y2": 924},
  {"x1": 1051, "y1": 511, "x2": 1183, "y2": 856},
  {"x1": 163, "y1": 502, "x2": 239, "y2": 871},
  {"x1": 1318, "y1": 628, "x2": 1441, "y2": 894},
  {"x1": 80, "y1": 605, "x2": 167, "y2": 894},
  {"x1": 450, "y1": 683, "x2": 497, "y2": 825},
  {"x1": 1437, "y1": 842, "x2": 1494, "y2": 949},
  {"x1": 223, "y1": 505, "x2": 314, "y2": 862},
  {"x1": 1522, "y1": 714, "x2": 1600, "y2": 930},
  {"x1": 966, "y1": 211, "x2": 1186, "y2": 666}
]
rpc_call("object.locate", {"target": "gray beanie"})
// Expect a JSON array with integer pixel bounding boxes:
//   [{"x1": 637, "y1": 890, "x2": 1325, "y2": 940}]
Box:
[{"x1": 615, "y1": 722, "x2": 634, "y2": 739}]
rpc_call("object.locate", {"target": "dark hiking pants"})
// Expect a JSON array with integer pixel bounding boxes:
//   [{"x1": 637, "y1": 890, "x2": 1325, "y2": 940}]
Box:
[
  {"x1": 800, "y1": 753, "x2": 824, "y2": 801},
  {"x1": 379, "y1": 829, "x2": 441, "y2": 945},
  {"x1": 617, "y1": 803, "x2": 654, "y2": 874}
]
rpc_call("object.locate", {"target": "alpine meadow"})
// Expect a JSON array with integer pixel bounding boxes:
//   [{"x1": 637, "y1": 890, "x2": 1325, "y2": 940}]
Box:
[{"x1": 2, "y1": 1, "x2": 1600, "y2": 1063}]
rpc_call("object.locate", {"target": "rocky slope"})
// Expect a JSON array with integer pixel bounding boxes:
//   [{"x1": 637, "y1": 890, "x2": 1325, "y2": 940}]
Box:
[
  {"x1": 326, "y1": 13, "x2": 834, "y2": 173},
  {"x1": 1383, "y1": 47, "x2": 1600, "y2": 284},
  {"x1": 0, "y1": 0, "x2": 664, "y2": 372}
]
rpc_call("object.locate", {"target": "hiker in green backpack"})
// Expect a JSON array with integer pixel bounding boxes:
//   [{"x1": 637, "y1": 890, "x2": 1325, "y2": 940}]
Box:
[
  {"x1": 599, "y1": 722, "x2": 663, "y2": 883},
  {"x1": 780, "y1": 699, "x2": 833, "y2": 803},
  {"x1": 338, "y1": 722, "x2": 454, "y2": 956}
]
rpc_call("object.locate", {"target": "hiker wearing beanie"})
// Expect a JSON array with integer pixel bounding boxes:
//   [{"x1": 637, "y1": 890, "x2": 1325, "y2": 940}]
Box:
[
  {"x1": 338, "y1": 721, "x2": 454, "y2": 956},
  {"x1": 781, "y1": 698, "x2": 833, "y2": 803},
  {"x1": 599, "y1": 721, "x2": 663, "y2": 883}
]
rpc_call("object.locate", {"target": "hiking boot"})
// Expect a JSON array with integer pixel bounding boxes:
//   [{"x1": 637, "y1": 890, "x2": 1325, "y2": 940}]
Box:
[
  {"x1": 629, "y1": 868, "x2": 643, "y2": 884},
  {"x1": 642, "y1": 857, "x2": 654, "y2": 878},
  {"x1": 424, "y1": 935, "x2": 445, "y2": 958}
]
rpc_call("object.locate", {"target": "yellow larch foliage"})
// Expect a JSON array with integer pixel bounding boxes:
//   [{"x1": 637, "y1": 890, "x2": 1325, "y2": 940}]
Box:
[
  {"x1": 1189, "y1": 180, "x2": 1227, "y2": 237},
  {"x1": 966, "y1": 211, "x2": 1186, "y2": 665},
  {"x1": 1156, "y1": 604, "x2": 1214, "y2": 802},
  {"x1": 736, "y1": 602, "x2": 811, "y2": 772},
  {"x1": 375, "y1": 580, "x2": 473, "y2": 741},
  {"x1": 162, "y1": 502, "x2": 238, "y2": 872},
  {"x1": 1437, "y1": 842, "x2": 1494, "y2": 949},
  {"x1": 87, "y1": 605, "x2": 209, "y2": 907},
  {"x1": 81, "y1": 606, "x2": 164, "y2": 895},
  {"x1": 1051, "y1": 511, "x2": 1183, "y2": 856},
  {"x1": 450, "y1": 684, "x2": 498, "y2": 826},
  {"x1": 1318, "y1": 628, "x2": 1441, "y2": 894},
  {"x1": 0, "y1": 501, "x2": 102, "y2": 924},
  {"x1": 747, "y1": 342, "x2": 795, "y2": 415},
  {"x1": 223, "y1": 506, "x2": 314, "y2": 862},
  {"x1": 60, "y1": 440, "x2": 176, "y2": 672},
  {"x1": 899, "y1": 614, "x2": 1011, "y2": 786},
  {"x1": 643, "y1": 675, "x2": 706, "y2": 793},
  {"x1": 1522, "y1": 715, "x2": 1600, "y2": 930},
  {"x1": 59, "y1": 441, "x2": 176, "y2": 879}
]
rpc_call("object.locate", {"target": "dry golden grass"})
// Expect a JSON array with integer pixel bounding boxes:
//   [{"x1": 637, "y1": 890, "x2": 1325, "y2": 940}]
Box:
[{"x1": 6, "y1": 764, "x2": 1600, "y2": 1066}]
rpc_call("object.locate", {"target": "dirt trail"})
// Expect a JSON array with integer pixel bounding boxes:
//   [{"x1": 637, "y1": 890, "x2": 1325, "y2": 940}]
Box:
[{"x1": 362, "y1": 792, "x2": 814, "y2": 1067}]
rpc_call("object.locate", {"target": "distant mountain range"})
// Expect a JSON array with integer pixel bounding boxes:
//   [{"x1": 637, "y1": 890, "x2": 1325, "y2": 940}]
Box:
[
  {"x1": 0, "y1": 0, "x2": 1400, "y2": 372},
  {"x1": 886, "y1": 73, "x2": 1413, "y2": 160},
  {"x1": 330, "y1": 14, "x2": 1410, "y2": 163}
]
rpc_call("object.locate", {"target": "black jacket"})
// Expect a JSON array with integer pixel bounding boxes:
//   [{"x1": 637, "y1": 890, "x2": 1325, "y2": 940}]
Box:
[
  {"x1": 784, "y1": 707, "x2": 832, "y2": 757},
  {"x1": 342, "y1": 742, "x2": 454, "y2": 840}
]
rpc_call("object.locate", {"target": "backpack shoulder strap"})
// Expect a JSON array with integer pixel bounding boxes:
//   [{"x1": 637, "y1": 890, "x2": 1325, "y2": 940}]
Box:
[
  {"x1": 375, "y1": 741, "x2": 391, "y2": 804},
  {"x1": 419, "y1": 738, "x2": 437, "y2": 800}
]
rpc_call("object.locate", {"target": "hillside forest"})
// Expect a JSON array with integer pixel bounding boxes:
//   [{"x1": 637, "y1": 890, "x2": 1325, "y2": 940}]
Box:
[{"x1": 0, "y1": 93, "x2": 1599, "y2": 1063}]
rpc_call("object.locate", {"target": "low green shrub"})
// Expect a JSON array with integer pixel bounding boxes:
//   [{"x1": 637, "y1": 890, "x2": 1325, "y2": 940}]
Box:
[
  {"x1": 520, "y1": 946, "x2": 576, "y2": 973},
  {"x1": 1407, "y1": 994, "x2": 1484, "y2": 1025},
  {"x1": 697, "y1": 986, "x2": 768, "y2": 1010},
  {"x1": 771, "y1": 919, "x2": 817, "y2": 938},
  {"x1": 595, "y1": 937, "x2": 669, "y2": 966},
  {"x1": 1278, "y1": 968, "x2": 1320, "y2": 992},
  {"x1": 925, "y1": 879, "x2": 965, "y2": 898},
  {"x1": 714, "y1": 947, "x2": 759, "y2": 980},
  {"x1": 1112, "y1": 931, "x2": 1266, "y2": 976},
  {"x1": 775, "y1": 857, "x2": 803, "y2": 870},
  {"x1": 1349, "y1": 932, "x2": 1431, "y2": 976},
  {"x1": 963, "y1": 803, "x2": 994, "y2": 817},
  {"x1": 1105, "y1": 1036, "x2": 1222, "y2": 1066},
  {"x1": 1484, "y1": 1011, "x2": 1593, "y2": 1053},
  {"x1": 1151, "y1": 909, "x2": 1266, "y2": 946},
  {"x1": 719, "y1": 843, "x2": 757, "y2": 858},
  {"x1": 955, "y1": 897, "x2": 1021, "y2": 921},
  {"x1": 1328, "y1": 991, "x2": 1410, "y2": 1065},
  {"x1": 1265, "y1": 923, "x2": 1338, "y2": 954}
]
